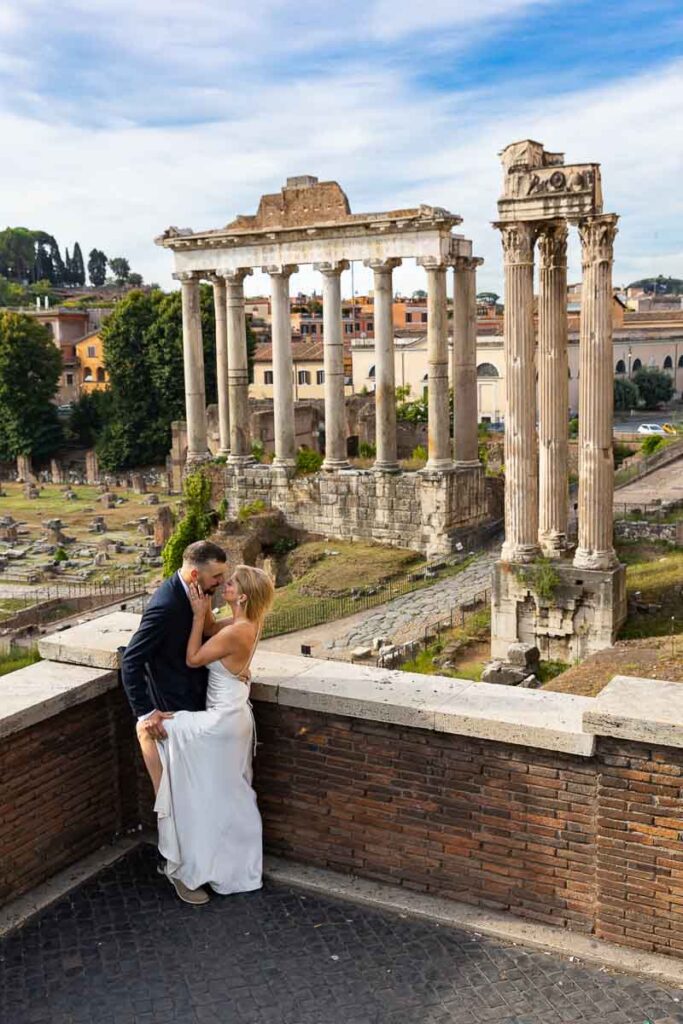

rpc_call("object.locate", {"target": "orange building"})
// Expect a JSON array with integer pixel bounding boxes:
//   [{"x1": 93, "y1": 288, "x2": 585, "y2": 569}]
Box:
[{"x1": 75, "y1": 331, "x2": 109, "y2": 391}]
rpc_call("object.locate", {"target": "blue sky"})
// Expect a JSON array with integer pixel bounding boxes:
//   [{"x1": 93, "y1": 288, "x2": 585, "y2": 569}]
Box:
[{"x1": 1, "y1": 0, "x2": 681, "y2": 296}]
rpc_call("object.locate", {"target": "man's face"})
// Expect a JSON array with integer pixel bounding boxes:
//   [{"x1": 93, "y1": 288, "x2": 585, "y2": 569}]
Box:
[{"x1": 191, "y1": 560, "x2": 227, "y2": 595}]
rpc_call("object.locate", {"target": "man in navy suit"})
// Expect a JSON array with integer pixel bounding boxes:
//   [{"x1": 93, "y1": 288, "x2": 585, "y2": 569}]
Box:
[{"x1": 121, "y1": 539, "x2": 228, "y2": 741}]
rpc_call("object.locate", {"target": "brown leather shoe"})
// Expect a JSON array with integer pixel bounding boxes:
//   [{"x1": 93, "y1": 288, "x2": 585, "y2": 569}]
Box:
[{"x1": 169, "y1": 876, "x2": 210, "y2": 906}]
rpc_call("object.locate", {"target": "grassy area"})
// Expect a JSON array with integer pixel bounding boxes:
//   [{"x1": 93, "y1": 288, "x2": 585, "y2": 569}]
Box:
[
  {"x1": 0, "y1": 647, "x2": 41, "y2": 677},
  {"x1": 618, "y1": 541, "x2": 683, "y2": 639},
  {"x1": 402, "y1": 607, "x2": 491, "y2": 680},
  {"x1": 0, "y1": 597, "x2": 33, "y2": 621}
]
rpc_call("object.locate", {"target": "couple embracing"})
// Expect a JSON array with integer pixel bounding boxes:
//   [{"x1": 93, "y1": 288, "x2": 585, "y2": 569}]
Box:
[{"x1": 120, "y1": 540, "x2": 274, "y2": 906}]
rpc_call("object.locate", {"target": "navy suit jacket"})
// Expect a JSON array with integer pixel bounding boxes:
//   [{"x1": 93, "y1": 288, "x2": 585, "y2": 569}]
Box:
[{"x1": 120, "y1": 573, "x2": 207, "y2": 718}]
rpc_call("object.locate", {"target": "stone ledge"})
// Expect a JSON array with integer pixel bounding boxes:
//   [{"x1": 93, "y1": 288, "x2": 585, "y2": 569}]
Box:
[
  {"x1": 584, "y1": 674, "x2": 683, "y2": 746},
  {"x1": 31, "y1": 611, "x2": 595, "y2": 755},
  {"x1": 0, "y1": 660, "x2": 117, "y2": 739}
]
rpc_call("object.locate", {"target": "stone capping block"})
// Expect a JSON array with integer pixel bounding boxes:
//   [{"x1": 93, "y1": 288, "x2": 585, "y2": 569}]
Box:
[
  {"x1": 0, "y1": 660, "x2": 117, "y2": 739},
  {"x1": 583, "y1": 674, "x2": 683, "y2": 747},
  {"x1": 29, "y1": 612, "x2": 683, "y2": 757}
]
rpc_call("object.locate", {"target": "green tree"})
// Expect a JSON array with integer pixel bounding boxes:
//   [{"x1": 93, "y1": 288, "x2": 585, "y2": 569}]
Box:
[
  {"x1": 632, "y1": 367, "x2": 674, "y2": 410},
  {"x1": 0, "y1": 275, "x2": 27, "y2": 306},
  {"x1": 108, "y1": 256, "x2": 130, "y2": 285},
  {"x1": 88, "y1": 248, "x2": 108, "y2": 287},
  {"x1": 66, "y1": 389, "x2": 114, "y2": 447},
  {"x1": 72, "y1": 242, "x2": 85, "y2": 287},
  {"x1": 128, "y1": 272, "x2": 143, "y2": 287},
  {"x1": 0, "y1": 228, "x2": 35, "y2": 281},
  {"x1": 614, "y1": 376, "x2": 639, "y2": 412},
  {"x1": 0, "y1": 311, "x2": 63, "y2": 459},
  {"x1": 162, "y1": 470, "x2": 213, "y2": 576}
]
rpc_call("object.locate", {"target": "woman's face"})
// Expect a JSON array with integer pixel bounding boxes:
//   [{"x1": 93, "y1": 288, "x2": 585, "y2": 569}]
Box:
[{"x1": 222, "y1": 573, "x2": 244, "y2": 605}]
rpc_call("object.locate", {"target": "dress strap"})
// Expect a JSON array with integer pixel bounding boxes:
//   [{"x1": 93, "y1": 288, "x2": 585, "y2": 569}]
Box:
[{"x1": 234, "y1": 622, "x2": 262, "y2": 681}]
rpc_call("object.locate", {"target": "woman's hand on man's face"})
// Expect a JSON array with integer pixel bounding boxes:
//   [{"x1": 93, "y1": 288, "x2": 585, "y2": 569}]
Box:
[{"x1": 189, "y1": 581, "x2": 211, "y2": 618}]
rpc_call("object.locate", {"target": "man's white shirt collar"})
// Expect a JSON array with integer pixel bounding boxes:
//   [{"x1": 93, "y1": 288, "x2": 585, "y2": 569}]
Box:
[{"x1": 177, "y1": 571, "x2": 191, "y2": 600}]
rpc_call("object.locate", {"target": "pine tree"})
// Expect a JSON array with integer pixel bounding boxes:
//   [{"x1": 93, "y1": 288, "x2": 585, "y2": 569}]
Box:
[{"x1": 87, "y1": 248, "x2": 108, "y2": 287}]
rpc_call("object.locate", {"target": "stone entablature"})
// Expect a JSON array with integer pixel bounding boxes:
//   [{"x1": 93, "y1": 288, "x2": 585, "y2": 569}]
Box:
[{"x1": 497, "y1": 139, "x2": 602, "y2": 224}]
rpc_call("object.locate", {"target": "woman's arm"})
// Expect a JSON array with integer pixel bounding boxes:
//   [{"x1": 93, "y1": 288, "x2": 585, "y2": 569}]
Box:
[{"x1": 186, "y1": 584, "x2": 250, "y2": 668}]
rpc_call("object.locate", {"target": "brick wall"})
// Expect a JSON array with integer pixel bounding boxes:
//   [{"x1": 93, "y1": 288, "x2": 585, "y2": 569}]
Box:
[
  {"x1": 0, "y1": 687, "x2": 141, "y2": 905},
  {"x1": 6, "y1": 686, "x2": 683, "y2": 962}
]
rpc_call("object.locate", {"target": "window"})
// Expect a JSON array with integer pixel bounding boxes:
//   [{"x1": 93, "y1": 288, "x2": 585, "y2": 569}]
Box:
[
  {"x1": 97, "y1": 367, "x2": 106, "y2": 382},
  {"x1": 406, "y1": 313, "x2": 412, "y2": 323},
  {"x1": 264, "y1": 370, "x2": 273, "y2": 384},
  {"x1": 87, "y1": 345, "x2": 97, "y2": 358},
  {"x1": 65, "y1": 373, "x2": 73, "y2": 385},
  {"x1": 344, "y1": 323, "x2": 353, "y2": 334},
  {"x1": 367, "y1": 321, "x2": 373, "y2": 332},
  {"x1": 476, "y1": 362, "x2": 499, "y2": 378},
  {"x1": 368, "y1": 365, "x2": 375, "y2": 378},
  {"x1": 679, "y1": 355, "x2": 683, "y2": 368},
  {"x1": 615, "y1": 359, "x2": 626, "y2": 374},
  {"x1": 301, "y1": 324, "x2": 309, "y2": 334},
  {"x1": 316, "y1": 370, "x2": 325, "y2": 385},
  {"x1": 83, "y1": 366, "x2": 93, "y2": 381},
  {"x1": 632, "y1": 358, "x2": 642, "y2": 371},
  {"x1": 298, "y1": 370, "x2": 311, "y2": 385},
  {"x1": 663, "y1": 355, "x2": 673, "y2": 369},
  {"x1": 421, "y1": 312, "x2": 428, "y2": 323}
]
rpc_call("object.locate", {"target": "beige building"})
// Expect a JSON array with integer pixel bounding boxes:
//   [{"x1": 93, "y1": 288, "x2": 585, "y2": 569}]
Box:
[{"x1": 250, "y1": 339, "x2": 353, "y2": 401}]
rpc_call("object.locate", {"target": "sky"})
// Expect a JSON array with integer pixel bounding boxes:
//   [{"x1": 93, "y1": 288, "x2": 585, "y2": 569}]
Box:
[{"x1": 1, "y1": 0, "x2": 682, "y2": 299}]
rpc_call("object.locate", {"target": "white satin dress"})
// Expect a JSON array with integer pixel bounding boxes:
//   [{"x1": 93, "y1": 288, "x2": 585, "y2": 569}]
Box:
[{"x1": 154, "y1": 657, "x2": 262, "y2": 894}]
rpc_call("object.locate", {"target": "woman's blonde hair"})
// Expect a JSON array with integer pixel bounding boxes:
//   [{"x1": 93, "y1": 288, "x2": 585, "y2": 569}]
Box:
[{"x1": 232, "y1": 564, "x2": 275, "y2": 624}]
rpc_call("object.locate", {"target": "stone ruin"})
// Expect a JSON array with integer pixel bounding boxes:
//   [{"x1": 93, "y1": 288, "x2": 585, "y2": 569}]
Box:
[
  {"x1": 156, "y1": 175, "x2": 492, "y2": 557},
  {"x1": 489, "y1": 140, "x2": 626, "y2": 666}
]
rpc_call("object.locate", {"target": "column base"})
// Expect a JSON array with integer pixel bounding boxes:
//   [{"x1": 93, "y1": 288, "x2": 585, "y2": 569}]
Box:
[
  {"x1": 217, "y1": 447, "x2": 230, "y2": 457},
  {"x1": 539, "y1": 532, "x2": 567, "y2": 559},
  {"x1": 573, "y1": 547, "x2": 619, "y2": 571},
  {"x1": 372, "y1": 461, "x2": 401, "y2": 474},
  {"x1": 272, "y1": 457, "x2": 296, "y2": 470},
  {"x1": 424, "y1": 458, "x2": 455, "y2": 472},
  {"x1": 186, "y1": 450, "x2": 212, "y2": 467},
  {"x1": 454, "y1": 459, "x2": 481, "y2": 470},
  {"x1": 227, "y1": 453, "x2": 255, "y2": 467},
  {"x1": 322, "y1": 458, "x2": 351, "y2": 472},
  {"x1": 500, "y1": 542, "x2": 540, "y2": 564}
]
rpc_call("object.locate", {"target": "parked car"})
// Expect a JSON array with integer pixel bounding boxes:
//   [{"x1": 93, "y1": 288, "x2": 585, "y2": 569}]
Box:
[
  {"x1": 637, "y1": 423, "x2": 666, "y2": 436},
  {"x1": 662, "y1": 423, "x2": 677, "y2": 435}
]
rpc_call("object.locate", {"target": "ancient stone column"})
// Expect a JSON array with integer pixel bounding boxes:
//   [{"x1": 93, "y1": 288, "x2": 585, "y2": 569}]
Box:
[
  {"x1": 223, "y1": 268, "x2": 253, "y2": 465},
  {"x1": 537, "y1": 221, "x2": 569, "y2": 557},
  {"x1": 496, "y1": 222, "x2": 539, "y2": 563},
  {"x1": 452, "y1": 255, "x2": 483, "y2": 466},
  {"x1": 265, "y1": 264, "x2": 298, "y2": 468},
  {"x1": 364, "y1": 258, "x2": 401, "y2": 472},
  {"x1": 418, "y1": 258, "x2": 452, "y2": 469},
  {"x1": 315, "y1": 260, "x2": 350, "y2": 470},
  {"x1": 175, "y1": 272, "x2": 210, "y2": 464},
  {"x1": 574, "y1": 214, "x2": 619, "y2": 570},
  {"x1": 209, "y1": 275, "x2": 230, "y2": 455}
]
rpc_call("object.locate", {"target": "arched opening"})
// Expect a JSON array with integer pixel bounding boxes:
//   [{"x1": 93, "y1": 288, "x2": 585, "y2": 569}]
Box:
[
  {"x1": 96, "y1": 367, "x2": 106, "y2": 382},
  {"x1": 663, "y1": 355, "x2": 673, "y2": 370},
  {"x1": 678, "y1": 355, "x2": 683, "y2": 368},
  {"x1": 368, "y1": 365, "x2": 375, "y2": 378},
  {"x1": 476, "y1": 362, "x2": 499, "y2": 378},
  {"x1": 83, "y1": 366, "x2": 93, "y2": 381},
  {"x1": 632, "y1": 358, "x2": 642, "y2": 372},
  {"x1": 615, "y1": 359, "x2": 626, "y2": 374}
]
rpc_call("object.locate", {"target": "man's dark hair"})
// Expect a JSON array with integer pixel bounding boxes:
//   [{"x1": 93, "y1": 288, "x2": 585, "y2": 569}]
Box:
[{"x1": 182, "y1": 540, "x2": 227, "y2": 567}]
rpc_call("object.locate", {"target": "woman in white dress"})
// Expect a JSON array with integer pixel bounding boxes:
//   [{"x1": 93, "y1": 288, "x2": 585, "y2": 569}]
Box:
[{"x1": 136, "y1": 564, "x2": 274, "y2": 904}]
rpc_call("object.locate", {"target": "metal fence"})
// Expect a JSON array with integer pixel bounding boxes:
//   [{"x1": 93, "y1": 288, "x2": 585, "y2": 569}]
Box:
[
  {"x1": 614, "y1": 501, "x2": 683, "y2": 522},
  {"x1": 261, "y1": 557, "x2": 474, "y2": 640},
  {"x1": 0, "y1": 573, "x2": 146, "y2": 620},
  {"x1": 377, "y1": 589, "x2": 490, "y2": 668}
]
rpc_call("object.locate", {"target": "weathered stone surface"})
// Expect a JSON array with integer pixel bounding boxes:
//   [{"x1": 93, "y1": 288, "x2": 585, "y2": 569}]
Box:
[{"x1": 0, "y1": 660, "x2": 117, "y2": 738}]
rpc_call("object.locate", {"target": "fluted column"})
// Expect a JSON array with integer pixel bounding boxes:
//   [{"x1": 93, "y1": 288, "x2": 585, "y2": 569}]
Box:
[
  {"x1": 418, "y1": 258, "x2": 452, "y2": 469},
  {"x1": 175, "y1": 271, "x2": 210, "y2": 464},
  {"x1": 452, "y1": 255, "x2": 483, "y2": 466},
  {"x1": 315, "y1": 260, "x2": 350, "y2": 470},
  {"x1": 496, "y1": 222, "x2": 539, "y2": 563},
  {"x1": 574, "y1": 214, "x2": 619, "y2": 570},
  {"x1": 537, "y1": 222, "x2": 569, "y2": 556},
  {"x1": 364, "y1": 258, "x2": 401, "y2": 472},
  {"x1": 265, "y1": 264, "x2": 298, "y2": 468},
  {"x1": 208, "y1": 275, "x2": 230, "y2": 455},
  {"x1": 223, "y1": 268, "x2": 253, "y2": 465}
]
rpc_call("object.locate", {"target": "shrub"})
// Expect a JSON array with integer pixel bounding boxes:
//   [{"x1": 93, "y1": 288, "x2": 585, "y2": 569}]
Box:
[
  {"x1": 54, "y1": 547, "x2": 68, "y2": 562},
  {"x1": 216, "y1": 497, "x2": 228, "y2": 521},
  {"x1": 251, "y1": 440, "x2": 265, "y2": 462},
  {"x1": 359, "y1": 441, "x2": 376, "y2": 458},
  {"x1": 237, "y1": 499, "x2": 267, "y2": 523},
  {"x1": 640, "y1": 434, "x2": 665, "y2": 456},
  {"x1": 411, "y1": 444, "x2": 427, "y2": 462},
  {"x1": 162, "y1": 470, "x2": 212, "y2": 576},
  {"x1": 514, "y1": 558, "x2": 561, "y2": 603},
  {"x1": 296, "y1": 448, "x2": 324, "y2": 474},
  {"x1": 569, "y1": 417, "x2": 579, "y2": 438}
]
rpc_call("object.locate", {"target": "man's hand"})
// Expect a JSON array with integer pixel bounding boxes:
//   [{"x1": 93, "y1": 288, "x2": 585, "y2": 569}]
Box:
[{"x1": 137, "y1": 709, "x2": 175, "y2": 742}]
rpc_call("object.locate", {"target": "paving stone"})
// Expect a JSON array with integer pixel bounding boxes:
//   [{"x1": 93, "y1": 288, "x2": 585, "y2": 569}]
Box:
[{"x1": 2, "y1": 846, "x2": 683, "y2": 1023}]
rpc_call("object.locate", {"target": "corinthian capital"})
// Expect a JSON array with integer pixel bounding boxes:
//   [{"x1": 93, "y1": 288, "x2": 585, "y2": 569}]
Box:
[
  {"x1": 172, "y1": 271, "x2": 202, "y2": 283},
  {"x1": 263, "y1": 264, "x2": 298, "y2": 278},
  {"x1": 452, "y1": 255, "x2": 484, "y2": 272},
  {"x1": 578, "y1": 214, "x2": 619, "y2": 267},
  {"x1": 537, "y1": 221, "x2": 568, "y2": 269},
  {"x1": 220, "y1": 268, "x2": 253, "y2": 285},
  {"x1": 495, "y1": 221, "x2": 536, "y2": 266}
]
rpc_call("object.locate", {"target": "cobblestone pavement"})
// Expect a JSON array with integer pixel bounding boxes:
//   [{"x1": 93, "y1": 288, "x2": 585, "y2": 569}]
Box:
[
  {"x1": 3, "y1": 845, "x2": 683, "y2": 1024},
  {"x1": 324, "y1": 551, "x2": 497, "y2": 654}
]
